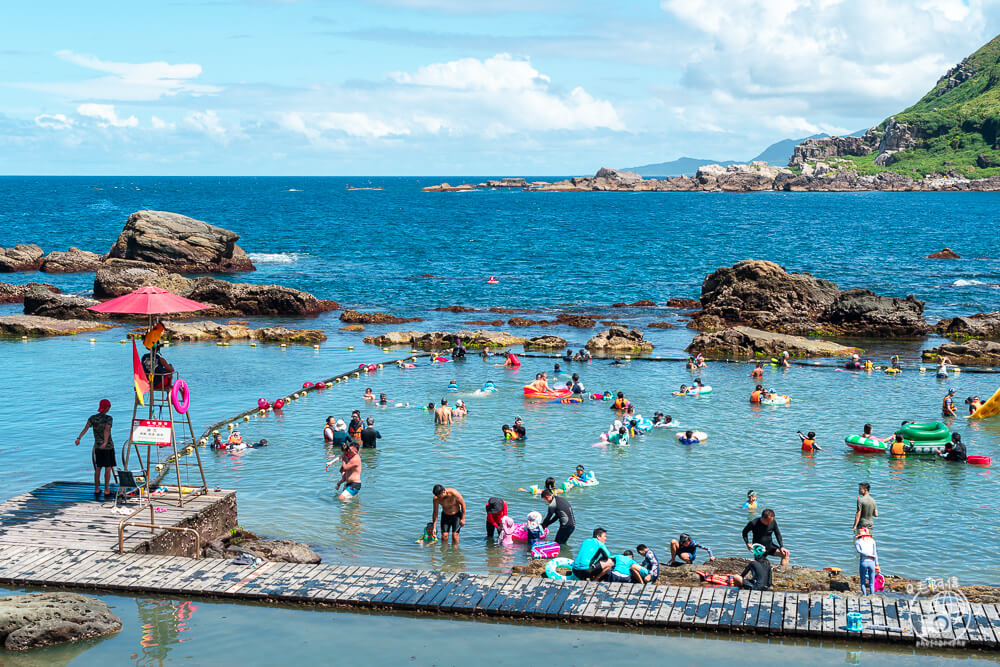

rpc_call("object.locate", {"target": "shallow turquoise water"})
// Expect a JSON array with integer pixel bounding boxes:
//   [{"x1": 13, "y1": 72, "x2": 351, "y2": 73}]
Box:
[{"x1": 0, "y1": 586, "x2": 986, "y2": 666}]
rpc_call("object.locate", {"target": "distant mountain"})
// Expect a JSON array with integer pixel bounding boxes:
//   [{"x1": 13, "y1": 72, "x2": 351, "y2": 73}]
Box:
[
  {"x1": 750, "y1": 134, "x2": 827, "y2": 165},
  {"x1": 627, "y1": 134, "x2": 829, "y2": 177}
]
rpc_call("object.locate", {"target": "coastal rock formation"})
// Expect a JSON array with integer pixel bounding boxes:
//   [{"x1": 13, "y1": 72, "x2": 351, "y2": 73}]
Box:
[
  {"x1": 647, "y1": 321, "x2": 674, "y2": 329},
  {"x1": 363, "y1": 329, "x2": 526, "y2": 349},
  {"x1": 687, "y1": 326, "x2": 864, "y2": 359},
  {"x1": 107, "y1": 210, "x2": 255, "y2": 273},
  {"x1": 339, "y1": 324, "x2": 365, "y2": 332},
  {"x1": 339, "y1": 309, "x2": 422, "y2": 325},
  {"x1": 922, "y1": 339, "x2": 1000, "y2": 366},
  {"x1": 464, "y1": 319, "x2": 504, "y2": 326},
  {"x1": 22, "y1": 286, "x2": 100, "y2": 320},
  {"x1": 93, "y1": 259, "x2": 337, "y2": 317},
  {"x1": 936, "y1": 312, "x2": 1000, "y2": 340},
  {"x1": 433, "y1": 305, "x2": 480, "y2": 313},
  {"x1": 160, "y1": 320, "x2": 326, "y2": 343},
  {"x1": 666, "y1": 298, "x2": 700, "y2": 309},
  {"x1": 507, "y1": 314, "x2": 595, "y2": 328},
  {"x1": 524, "y1": 335, "x2": 567, "y2": 349},
  {"x1": 0, "y1": 244, "x2": 44, "y2": 272},
  {"x1": 0, "y1": 592, "x2": 122, "y2": 650},
  {"x1": 927, "y1": 248, "x2": 961, "y2": 259},
  {"x1": 0, "y1": 315, "x2": 111, "y2": 337},
  {"x1": 0, "y1": 282, "x2": 60, "y2": 304},
  {"x1": 39, "y1": 247, "x2": 102, "y2": 273},
  {"x1": 256, "y1": 326, "x2": 326, "y2": 344},
  {"x1": 690, "y1": 260, "x2": 929, "y2": 337},
  {"x1": 585, "y1": 326, "x2": 653, "y2": 352},
  {"x1": 202, "y1": 529, "x2": 321, "y2": 564},
  {"x1": 612, "y1": 300, "x2": 656, "y2": 308}
]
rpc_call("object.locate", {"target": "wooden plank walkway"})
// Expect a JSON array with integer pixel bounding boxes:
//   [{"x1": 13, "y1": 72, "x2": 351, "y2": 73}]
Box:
[
  {"x1": 0, "y1": 481, "x2": 235, "y2": 553},
  {"x1": 0, "y1": 545, "x2": 994, "y2": 650}
]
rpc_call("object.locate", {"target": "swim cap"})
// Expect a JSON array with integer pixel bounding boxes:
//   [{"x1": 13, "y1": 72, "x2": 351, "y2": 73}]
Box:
[
  {"x1": 752, "y1": 544, "x2": 766, "y2": 559},
  {"x1": 98, "y1": 399, "x2": 111, "y2": 413}
]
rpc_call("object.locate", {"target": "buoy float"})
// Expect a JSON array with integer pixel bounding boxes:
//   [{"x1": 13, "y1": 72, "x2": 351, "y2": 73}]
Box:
[
  {"x1": 273, "y1": 398, "x2": 285, "y2": 409},
  {"x1": 227, "y1": 423, "x2": 235, "y2": 430},
  {"x1": 347, "y1": 346, "x2": 354, "y2": 351},
  {"x1": 251, "y1": 342, "x2": 257, "y2": 347},
  {"x1": 488, "y1": 276, "x2": 499, "y2": 284},
  {"x1": 223, "y1": 342, "x2": 230, "y2": 346},
  {"x1": 919, "y1": 367, "x2": 926, "y2": 372},
  {"x1": 377, "y1": 364, "x2": 383, "y2": 369},
  {"x1": 326, "y1": 382, "x2": 333, "y2": 387},
  {"x1": 257, "y1": 398, "x2": 270, "y2": 410},
  {"x1": 199, "y1": 438, "x2": 207, "y2": 446},
  {"x1": 119, "y1": 340, "x2": 127, "y2": 344},
  {"x1": 335, "y1": 378, "x2": 341, "y2": 383},
  {"x1": 313, "y1": 345, "x2": 320, "y2": 350},
  {"x1": 243, "y1": 415, "x2": 250, "y2": 421},
  {"x1": 216, "y1": 342, "x2": 223, "y2": 346},
  {"x1": 258, "y1": 409, "x2": 266, "y2": 416},
  {"x1": 382, "y1": 347, "x2": 389, "y2": 352},
  {"x1": 155, "y1": 464, "x2": 164, "y2": 471},
  {"x1": 303, "y1": 382, "x2": 314, "y2": 388},
  {"x1": 88, "y1": 338, "x2": 96, "y2": 343},
  {"x1": 954, "y1": 368, "x2": 961, "y2": 374},
  {"x1": 280, "y1": 343, "x2": 287, "y2": 348}
]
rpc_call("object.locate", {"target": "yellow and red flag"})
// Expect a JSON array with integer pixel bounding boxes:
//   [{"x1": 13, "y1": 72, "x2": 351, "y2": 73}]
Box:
[{"x1": 132, "y1": 340, "x2": 150, "y2": 405}]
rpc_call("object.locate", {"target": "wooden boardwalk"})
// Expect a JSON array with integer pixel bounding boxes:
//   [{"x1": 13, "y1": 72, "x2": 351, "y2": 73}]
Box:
[
  {"x1": 0, "y1": 545, "x2": 997, "y2": 649},
  {"x1": 0, "y1": 482, "x2": 234, "y2": 553}
]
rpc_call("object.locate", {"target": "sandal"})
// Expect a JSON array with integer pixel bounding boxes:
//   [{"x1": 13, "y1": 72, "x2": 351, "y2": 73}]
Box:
[{"x1": 104, "y1": 491, "x2": 114, "y2": 498}]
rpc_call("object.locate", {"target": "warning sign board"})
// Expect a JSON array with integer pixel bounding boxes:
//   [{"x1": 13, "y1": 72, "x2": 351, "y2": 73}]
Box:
[{"x1": 131, "y1": 419, "x2": 173, "y2": 447}]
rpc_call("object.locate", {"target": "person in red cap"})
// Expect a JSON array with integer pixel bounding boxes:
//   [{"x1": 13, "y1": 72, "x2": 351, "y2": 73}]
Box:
[{"x1": 75, "y1": 399, "x2": 116, "y2": 498}]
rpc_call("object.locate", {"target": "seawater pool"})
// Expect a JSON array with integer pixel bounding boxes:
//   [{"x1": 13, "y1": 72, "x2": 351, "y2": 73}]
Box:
[
  {"x1": 1, "y1": 321, "x2": 998, "y2": 584},
  {"x1": 0, "y1": 585, "x2": 989, "y2": 666}
]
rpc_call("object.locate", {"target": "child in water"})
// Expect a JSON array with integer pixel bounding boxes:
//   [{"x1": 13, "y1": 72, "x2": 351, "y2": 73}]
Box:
[
  {"x1": 480, "y1": 380, "x2": 496, "y2": 392},
  {"x1": 743, "y1": 490, "x2": 757, "y2": 510},
  {"x1": 363, "y1": 388, "x2": 374, "y2": 400},
  {"x1": 378, "y1": 392, "x2": 388, "y2": 405},
  {"x1": 568, "y1": 464, "x2": 596, "y2": 485},
  {"x1": 519, "y1": 477, "x2": 562, "y2": 495},
  {"x1": 415, "y1": 522, "x2": 437, "y2": 545},
  {"x1": 750, "y1": 362, "x2": 764, "y2": 379},
  {"x1": 797, "y1": 430, "x2": 822, "y2": 452},
  {"x1": 502, "y1": 424, "x2": 518, "y2": 440},
  {"x1": 446, "y1": 380, "x2": 459, "y2": 392},
  {"x1": 677, "y1": 430, "x2": 700, "y2": 445}
]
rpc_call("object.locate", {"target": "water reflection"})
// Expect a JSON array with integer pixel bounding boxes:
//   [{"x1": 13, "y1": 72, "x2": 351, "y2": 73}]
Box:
[{"x1": 134, "y1": 598, "x2": 198, "y2": 666}]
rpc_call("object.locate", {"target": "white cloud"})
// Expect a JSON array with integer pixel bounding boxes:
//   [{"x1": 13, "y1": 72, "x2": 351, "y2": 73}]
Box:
[
  {"x1": 763, "y1": 115, "x2": 850, "y2": 137},
  {"x1": 150, "y1": 115, "x2": 175, "y2": 130},
  {"x1": 77, "y1": 103, "x2": 138, "y2": 128},
  {"x1": 34, "y1": 113, "x2": 75, "y2": 130},
  {"x1": 25, "y1": 50, "x2": 222, "y2": 101},
  {"x1": 278, "y1": 111, "x2": 410, "y2": 143},
  {"x1": 184, "y1": 110, "x2": 237, "y2": 143}
]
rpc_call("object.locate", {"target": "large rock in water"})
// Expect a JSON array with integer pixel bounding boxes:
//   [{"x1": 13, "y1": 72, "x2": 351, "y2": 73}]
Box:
[
  {"x1": 691, "y1": 259, "x2": 929, "y2": 337},
  {"x1": 39, "y1": 247, "x2": 103, "y2": 273},
  {"x1": 0, "y1": 592, "x2": 122, "y2": 650},
  {"x1": 923, "y1": 339, "x2": 1000, "y2": 366},
  {"x1": 585, "y1": 326, "x2": 653, "y2": 352},
  {"x1": 202, "y1": 529, "x2": 321, "y2": 563},
  {"x1": 22, "y1": 286, "x2": 100, "y2": 320},
  {"x1": 362, "y1": 329, "x2": 526, "y2": 349},
  {"x1": 0, "y1": 244, "x2": 44, "y2": 272},
  {"x1": 936, "y1": 312, "x2": 1000, "y2": 340},
  {"x1": 524, "y1": 335, "x2": 568, "y2": 349},
  {"x1": 0, "y1": 315, "x2": 111, "y2": 337},
  {"x1": 106, "y1": 210, "x2": 255, "y2": 273},
  {"x1": 687, "y1": 326, "x2": 863, "y2": 359},
  {"x1": 0, "y1": 282, "x2": 60, "y2": 304},
  {"x1": 339, "y1": 309, "x2": 423, "y2": 324},
  {"x1": 93, "y1": 259, "x2": 338, "y2": 317}
]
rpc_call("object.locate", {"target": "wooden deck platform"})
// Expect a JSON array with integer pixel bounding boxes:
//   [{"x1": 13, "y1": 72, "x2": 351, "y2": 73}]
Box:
[
  {"x1": 0, "y1": 481, "x2": 235, "y2": 553},
  {"x1": 0, "y1": 544, "x2": 996, "y2": 649}
]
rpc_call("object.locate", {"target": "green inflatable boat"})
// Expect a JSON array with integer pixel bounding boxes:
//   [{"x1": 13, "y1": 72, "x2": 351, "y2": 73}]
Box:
[{"x1": 894, "y1": 421, "x2": 951, "y2": 454}]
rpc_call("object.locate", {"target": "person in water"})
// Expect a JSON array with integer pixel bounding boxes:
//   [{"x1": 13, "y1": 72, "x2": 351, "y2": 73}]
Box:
[
  {"x1": 527, "y1": 373, "x2": 552, "y2": 393},
  {"x1": 611, "y1": 391, "x2": 629, "y2": 410},
  {"x1": 363, "y1": 388, "x2": 374, "y2": 400},
  {"x1": 562, "y1": 349, "x2": 573, "y2": 363},
  {"x1": 430, "y1": 484, "x2": 466, "y2": 545},
  {"x1": 889, "y1": 433, "x2": 912, "y2": 458},
  {"x1": 942, "y1": 389, "x2": 958, "y2": 417},
  {"x1": 519, "y1": 477, "x2": 560, "y2": 495},
  {"x1": 890, "y1": 355, "x2": 901, "y2": 370},
  {"x1": 481, "y1": 380, "x2": 497, "y2": 392},
  {"x1": 610, "y1": 358, "x2": 626, "y2": 366},
  {"x1": 779, "y1": 350, "x2": 790, "y2": 368},
  {"x1": 553, "y1": 363, "x2": 563, "y2": 374},
  {"x1": 452, "y1": 339, "x2": 466, "y2": 359},
  {"x1": 378, "y1": 392, "x2": 388, "y2": 405},
  {"x1": 571, "y1": 373, "x2": 584, "y2": 394},
  {"x1": 938, "y1": 432, "x2": 967, "y2": 462},
  {"x1": 513, "y1": 417, "x2": 526, "y2": 439},
  {"x1": 502, "y1": 424, "x2": 518, "y2": 440},
  {"x1": 211, "y1": 432, "x2": 224, "y2": 449},
  {"x1": 323, "y1": 416, "x2": 336, "y2": 443},
  {"x1": 853, "y1": 482, "x2": 877, "y2": 535},
  {"x1": 686, "y1": 357, "x2": 698, "y2": 370},
  {"x1": 750, "y1": 362, "x2": 764, "y2": 379},
  {"x1": 797, "y1": 430, "x2": 821, "y2": 452},
  {"x1": 348, "y1": 410, "x2": 364, "y2": 444},
  {"x1": 446, "y1": 380, "x2": 459, "y2": 391},
  {"x1": 571, "y1": 528, "x2": 614, "y2": 581},
  {"x1": 540, "y1": 489, "x2": 575, "y2": 544},
  {"x1": 434, "y1": 399, "x2": 453, "y2": 425},
  {"x1": 480, "y1": 346, "x2": 491, "y2": 360},
  {"x1": 678, "y1": 430, "x2": 700, "y2": 445},
  {"x1": 937, "y1": 357, "x2": 952, "y2": 377},
  {"x1": 452, "y1": 399, "x2": 467, "y2": 417},
  {"x1": 966, "y1": 396, "x2": 983, "y2": 414},
  {"x1": 669, "y1": 533, "x2": 715, "y2": 565},
  {"x1": 485, "y1": 497, "x2": 507, "y2": 541},
  {"x1": 360, "y1": 417, "x2": 381, "y2": 449},
  {"x1": 335, "y1": 442, "x2": 362, "y2": 501},
  {"x1": 635, "y1": 544, "x2": 660, "y2": 583},
  {"x1": 743, "y1": 490, "x2": 757, "y2": 510},
  {"x1": 742, "y1": 509, "x2": 789, "y2": 568},
  {"x1": 568, "y1": 464, "x2": 595, "y2": 484},
  {"x1": 503, "y1": 351, "x2": 521, "y2": 368},
  {"x1": 750, "y1": 385, "x2": 764, "y2": 404}
]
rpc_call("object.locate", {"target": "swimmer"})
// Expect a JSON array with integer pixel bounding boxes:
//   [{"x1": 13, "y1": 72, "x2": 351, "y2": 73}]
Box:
[
  {"x1": 694, "y1": 353, "x2": 707, "y2": 368},
  {"x1": 610, "y1": 358, "x2": 626, "y2": 366},
  {"x1": 513, "y1": 416, "x2": 526, "y2": 439},
  {"x1": 211, "y1": 432, "x2": 225, "y2": 449},
  {"x1": 363, "y1": 388, "x2": 374, "y2": 401},
  {"x1": 503, "y1": 351, "x2": 521, "y2": 368},
  {"x1": 889, "y1": 433, "x2": 912, "y2": 458},
  {"x1": 553, "y1": 363, "x2": 563, "y2": 375},
  {"x1": 686, "y1": 357, "x2": 697, "y2": 370},
  {"x1": 425, "y1": 402, "x2": 435, "y2": 412},
  {"x1": 966, "y1": 396, "x2": 983, "y2": 415},
  {"x1": 415, "y1": 522, "x2": 437, "y2": 545},
  {"x1": 750, "y1": 362, "x2": 764, "y2": 379},
  {"x1": 797, "y1": 430, "x2": 822, "y2": 452},
  {"x1": 527, "y1": 373, "x2": 552, "y2": 393},
  {"x1": 860, "y1": 423, "x2": 891, "y2": 443},
  {"x1": 678, "y1": 384, "x2": 689, "y2": 395},
  {"x1": 569, "y1": 464, "x2": 595, "y2": 485},
  {"x1": 936, "y1": 357, "x2": 951, "y2": 378},
  {"x1": 652, "y1": 412, "x2": 675, "y2": 427},
  {"x1": 335, "y1": 443, "x2": 362, "y2": 501},
  {"x1": 750, "y1": 385, "x2": 764, "y2": 404},
  {"x1": 942, "y1": 389, "x2": 958, "y2": 417},
  {"x1": 452, "y1": 399, "x2": 467, "y2": 417},
  {"x1": 890, "y1": 355, "x2": 901, "y2": 370},
  {"x1": 743, "y1": 490, "x2": 757, "y2": 511},
  {"x1": 446, "y1": 380, "x2": 459, "y2": 392},
  {"x1": 845, "y1": 354, "x2": 862, "y2": 371},
  {"x1": 571, "y1": 373, "x2": 584, "y2": 394},
  {"x1": 519, "y1": 476, "x2": 563, "y2": 495},
  {"x1": 502, "y1": 424, "x2": 518, "y2": 440},
  {"x1": 562, "y1": 349, "x2": 573, "y2": 363},
  {"x1": 480, "y1": 380, "x2": 497, "y2": 393},
  {"x1": 677, "y1": 430, "x2": 700, "y2": 445},
  {"x1": 378, "y1": 392, "x2": 388, "y2": 405},
  {"x1": 227, "y1": 430, "x2": 244, "y2": 447},
  {"x1": 779, "y1": 350, "x2": 790, "y2": 368},
  {"x1": 323, "y1": 416, "x2": 336, "y2": 442},
  {"x1": 611, "y1": 391, "x2": 629, "y2": 410},
  {"x1": 480, "y1": 346, "x2": 491, "y2": 359}
]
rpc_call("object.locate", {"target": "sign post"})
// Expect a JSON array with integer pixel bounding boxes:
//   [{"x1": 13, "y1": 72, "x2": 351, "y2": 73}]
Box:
[{"x1": 131, "y1": 419, "x2": 173, "y2": 447}]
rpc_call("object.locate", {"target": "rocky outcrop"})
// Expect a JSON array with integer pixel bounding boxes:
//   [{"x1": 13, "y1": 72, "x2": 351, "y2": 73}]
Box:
[
  {"x1": 524, "y1": 335, "x2": 567, "y2": 349},
  {"x1": 696, "y1": 162, "x2": 793, "y2": 191},
  {"x1": 340, "y1": 324, "x2": 365, "y2": 332},
  {"x1": 612, "y1": 300, "x2": 656, "y2": 308},
  {"x1": 927, "y1": 248, "x2": 961, "y2": 259},
  {"x1": 22, "y1": 286, "x2": 100, "y2": 320},
  {"x1": 39, "y1": 247, "x2": 102, "y2": 273},
  {"x1": 936, "y1": 312, "x2": 1000, "y2": 340},
  {"x1": 0, "y1": 592, "x2": 121, "y2": 650},
  {"x1": 202, "y1": 529, "x2": 321, "y2": 564},
  {"x1": 690, "y1": 260, "x2": 929, "y2": 337},
  {"x1": 363, "y1": 329, "x2": 525, "y2": 349},
  {"x1": 0, "y1": 244, "x2": 44, "y2": 272},
  {"x1": 0, "y1": 315, "x2": 111, "y2": 337},
  {"x1": 647, "y1": 321, "x2": 674, "y2": 329},
  {"x1": 0, "y1": 282, "x2": 60, "y2": 304},
  {"x1": 160, "y1": 320, "x2": 326, "y2": 343},
  {"x1": 256, "y1": 326, "x2": 326, "y2": 344},
  {"x1": 666, "y1": 298, "x2": 700, "y2": 309},
  {"x1": 585, "y1": 326, "x2": 653, "y2": 352},
  {"x1": 433, "y1": 305, "x2": 480, "y2": 313},
  {"x1": 507, "y1": 314, "x2": 595, "y2": 328},
  {"x1": 339, "y1": 309, "x2": 422, "y2": 324},
  {"x1": 790, "y1": 135, "x2": 872, "y2": 166},
  {"x1": 922, "y1": 339, "x2": 1000, "y2": 365},
  {"x1": 93, "y1": 259, "x2": 337, "y2": 317},
  {"x1": 107, "y1": 210, "x2": 255, "y2": 273},
  {"x1": 687, "y1": 326, "x2": 863, "y2": 359},
  {"x1": 464, "y1": 319, "x2": 504, "y2": 326}
]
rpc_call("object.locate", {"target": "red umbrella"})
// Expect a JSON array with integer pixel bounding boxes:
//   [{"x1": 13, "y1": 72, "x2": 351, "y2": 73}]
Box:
[{"x1": 88, "y1": 286, "x2": 212, "y2": 315}]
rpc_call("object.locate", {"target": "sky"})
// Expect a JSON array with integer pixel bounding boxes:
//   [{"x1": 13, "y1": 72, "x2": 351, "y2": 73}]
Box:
[{"x1": 2, "y1": 0, "x2": 999, "y2": 175}]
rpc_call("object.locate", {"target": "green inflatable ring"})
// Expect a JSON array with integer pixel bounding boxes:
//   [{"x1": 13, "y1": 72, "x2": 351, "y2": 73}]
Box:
[
  {"x1": 544, "y1": 557, "x2": 576, "y2": 581},
  {"x1": 896, "y1": 421, "x2": 950, "y2": 442}
]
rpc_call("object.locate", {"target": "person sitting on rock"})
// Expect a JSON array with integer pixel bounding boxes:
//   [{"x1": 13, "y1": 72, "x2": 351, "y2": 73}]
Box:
[
  {"x1": 731, "y1": 544, "x2": 773, "y2": 591},
  {"x1": 670, "y1": 533, "x2": 715, "y2": 565}
]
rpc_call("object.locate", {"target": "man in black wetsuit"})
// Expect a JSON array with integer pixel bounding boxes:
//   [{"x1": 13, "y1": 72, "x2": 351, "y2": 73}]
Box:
[
  {"x1": 731, "y1": 544, "x2": 772, "y2": 591},
  {"x1": 540, "y1": 490, "x2": 575, "y2": 544},
  {"x1": 938, "y1": 432, "x2": 967, "y2": 462},
  {"x1": 742, "y1": 508, "x2": 789, "y2": 567},
  {"x1": 360, "y1": 417, "x2": 381, "y2": 449}
]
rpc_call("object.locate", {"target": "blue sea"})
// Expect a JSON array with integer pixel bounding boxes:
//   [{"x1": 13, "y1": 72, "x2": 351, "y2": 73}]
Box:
[{"x1": 1, "y1": 177, "x2": 999, "y2": 663}]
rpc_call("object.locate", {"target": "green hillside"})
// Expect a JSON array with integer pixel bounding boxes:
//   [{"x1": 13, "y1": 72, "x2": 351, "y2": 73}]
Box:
[{"x1": 844, "y1": 34, "x2": 1000, "y2": 178}]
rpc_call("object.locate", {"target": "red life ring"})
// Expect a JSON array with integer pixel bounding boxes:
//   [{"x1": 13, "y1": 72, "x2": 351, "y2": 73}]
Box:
[{"x1": 171, "y1": 379, "x2": 190, "y2": 414}]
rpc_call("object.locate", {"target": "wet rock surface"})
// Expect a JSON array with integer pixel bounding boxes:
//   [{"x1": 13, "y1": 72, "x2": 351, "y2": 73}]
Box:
[
  {"x1": 666, "y1": 298, "x2": 700, "y2": 309},
  {"x1": 39, "y1": 247, "x2": 102, "y2": 273},
  {"x1": 687, "y1": 326, "x2": 863, "y2": 359},
  {"x1": 585, "y1": 326, "x2": 654, "y2": 352},
  {"x1": 936, "y1": 312, "x2": 1000, "y2": 340},
  {"x1": 0, "y1": 245, "x2": 44, "y2": 273},
  {"x1": 923, "y1": 339, "x2": 1000, "y2": 365},
  {"x1": 363, "y1": 329, "x2": 526, "y2": 349},
  {"x1": 0, "y1": 282, "x2": 60, "y2": 304},
  {"x1": 0, "y1": 315, "x2": 112, "y2": 337},
  {"x1": 0, "y1": 592, "x2": 122, "y2": 650},
  {"x1": 159, "y1": 320, "x2": 326, "y2": 343},
  {"x1": 524, "y1": 335, "x2": 568, "y2": 349},
  {"x1": 203, "y1": 529, "x2": 321, "y2": 564},
  {"x1": 339, "y1": 309, "x2": 423, "y2": 324},
  {"x1": 22, "y1": 286, "x2": 100, "y2": 320},
  {"x1": 927, "y1": 248, "x2": 961, "y2": 259}
]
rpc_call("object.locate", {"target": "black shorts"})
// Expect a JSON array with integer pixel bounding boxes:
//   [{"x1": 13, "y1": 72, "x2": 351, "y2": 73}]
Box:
[
  {"x1": 554, "y1": 524, "x2": 575, "y2": 544},
  {"x1": 440, "y1": 511, "x2": 463, "y2": 534},
  {"x1": 92, "y1": 446, "x2": 116, "y2": 469},
  {"x1": 572, "y1": 563, "x2": 604, "y2": 581}
]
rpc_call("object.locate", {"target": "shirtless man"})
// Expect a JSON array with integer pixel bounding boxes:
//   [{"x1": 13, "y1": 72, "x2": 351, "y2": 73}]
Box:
[
  {"x1": 335, "y1": 443, "x2": 362, "y2": 501},
  {"x1": 434, "y1": 399, "x2": 453, "y2": 425},
  {"x1": 528, "y1": 373, "x2": 552, "y2": 393},
  {"x1": 430, "y1": 484, "x2": 466, "y2": 545}
]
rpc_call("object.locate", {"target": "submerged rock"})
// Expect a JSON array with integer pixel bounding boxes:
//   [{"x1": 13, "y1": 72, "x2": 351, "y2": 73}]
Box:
[
  {"x1": 0, "y1": 592, "x2": 122, "y2": 650},
  {"x1": 107, "y1": 210, "x2": 255, "y2": 273},
  {"x1": 340, "y1": 324, "x2": 365, "y2": 332},
  {"x1": 922, "y1": 339, "x2": 1000, "y2": 366},
  {"x1": 0, "y1": 244, "x2": 44, "y2": 273},
  {"x1": 927, "y1": 248, "x2": 961, "y2": 259},
  {"x1": 687, "y1": 326, "x2": 863, "y2": 359},
  {"x1": 339, "y1": 309, "x2": 422, "y2": 324},
  {"x1": 39, "y1": 247, "x2": 102, "y2": 273},
  {"x1": 0, "y1": 315, "x2": 111, "y2": 337},
  {"x1": 255, "y1": 326, "x2": 326, "y2": 344},
  {"x1": 647, "y1": 321, "x2": 674, "y2": 329},
  {"x1": 585, "y1": 326, "x2": 653, "y2": 352}
]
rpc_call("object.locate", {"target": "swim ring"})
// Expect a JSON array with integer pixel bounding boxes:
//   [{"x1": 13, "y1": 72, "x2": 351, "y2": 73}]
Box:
[
  {"x1": 897, "y1": 421, "x2": 950, "y2": 442},
  {"x1": 544, "y1": 557, "x2": 576, "y2": 580},
  {"x1": 510, "y1": 523, "x2": 549, "y2": 542},
  {"x1": 967, "y1": 455, "x2": 991, "y2": 466},
  {"x1": 676, "y1": 431, "x2": 707, "y2": 443},
  {"x1": 171, "y1": 379, "x2": 190, "y2": 414},
  {"x1": 760, "y1": 395, "x2": 791, "y2": 405},
  {"x1": 434, "y1": 356, "x2": 451, "y2": 363},
  {"x1": 844, "y1": 435, "x2": 888, "y2": 453},
  {"x1": 672, "y1": 386, "x2": 713, "y2": 396},
  {"x1": 634, "y1": 418, "x2": 654, "y2": 432},
  {"x1": 590, "y1": 393, "x2": 611, "y2": 401},
  {"x1": 532, "y1": 541, "x2": 561, "y2": 559},
  {"x1": 523, "y1": 386, "x2": 571, "y2": 399},
  {"x1": 553, "y1": 395, "x2": 584, "y2": 404},
  {"x1": 884, "y1": 368, "x2": 901, "y2": 375},
  {"x1": 565, "y1": 474, "x2": 598, "y2": 488}
]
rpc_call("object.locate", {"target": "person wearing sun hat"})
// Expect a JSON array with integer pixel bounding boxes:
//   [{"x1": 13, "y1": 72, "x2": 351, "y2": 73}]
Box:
[
  {"x1": 75, "y1": 398, "x2": 116, "y2": 498},
  {"x1": 855, "y1": 528, "x2": 879, "y2": 595}
]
